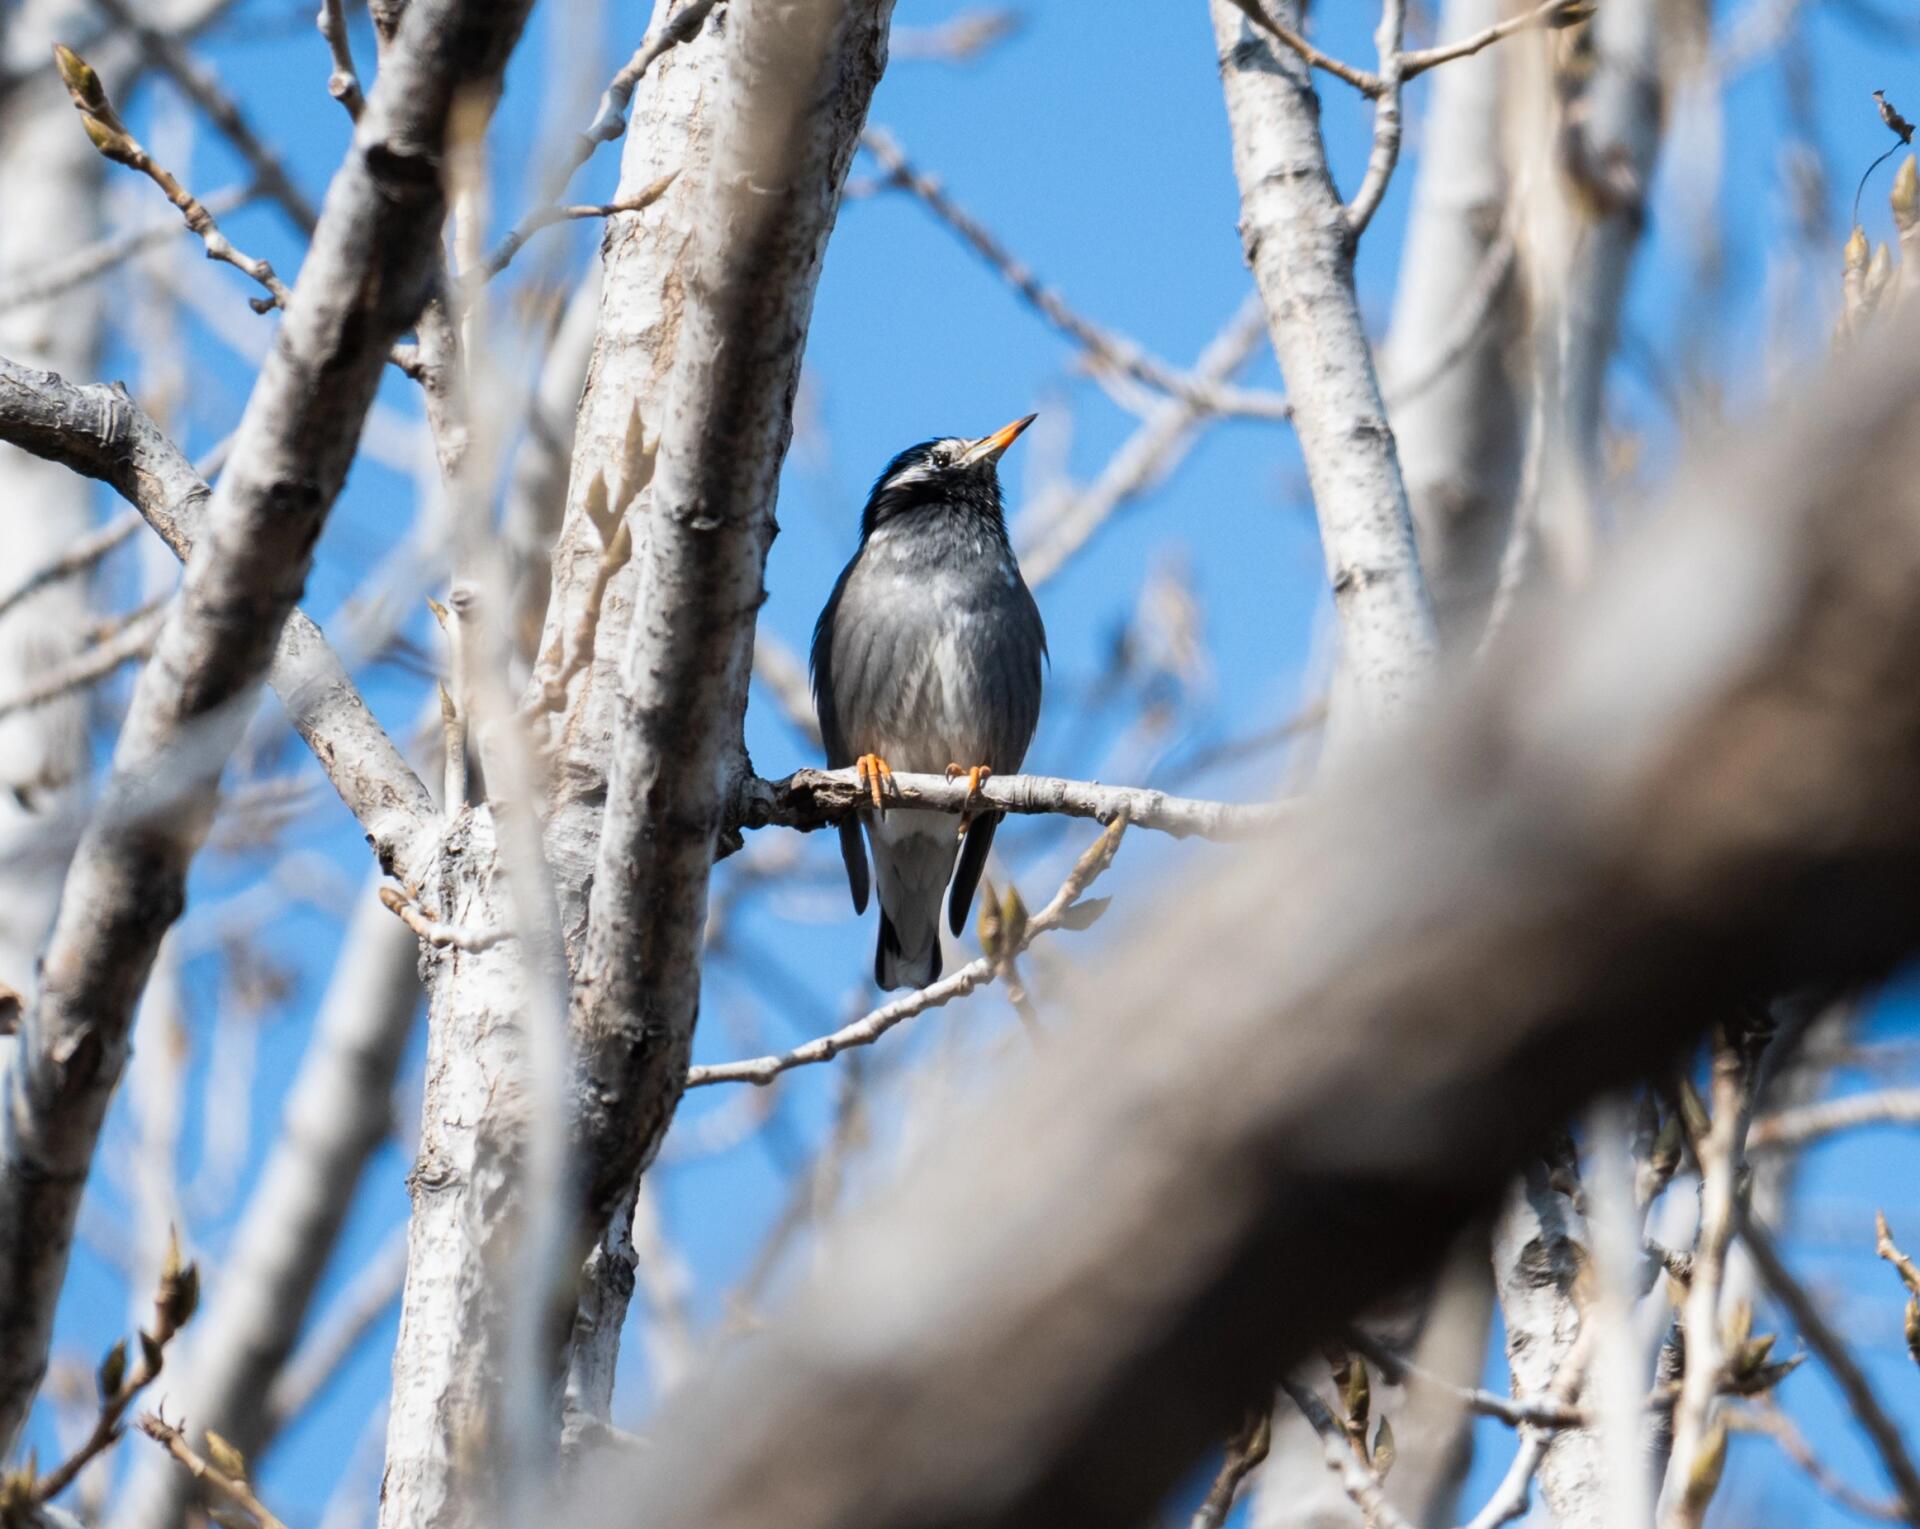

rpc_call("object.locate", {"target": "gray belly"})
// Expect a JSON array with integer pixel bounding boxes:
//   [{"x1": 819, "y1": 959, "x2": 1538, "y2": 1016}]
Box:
[{"x1": 829, "y1": 552, "x2": 1039, "y2": 776}]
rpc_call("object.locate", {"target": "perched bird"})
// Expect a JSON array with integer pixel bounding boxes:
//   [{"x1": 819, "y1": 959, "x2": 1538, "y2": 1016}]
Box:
[{"x1": 811, "y1": 415, "x2": 1047, "y2": 990}]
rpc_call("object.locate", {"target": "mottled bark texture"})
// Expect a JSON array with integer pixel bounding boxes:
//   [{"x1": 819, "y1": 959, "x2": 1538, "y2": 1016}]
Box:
[
  {"x1": 0, "y1": 359, "x2": 436, "y2": 876},
  {"x1": 577, "y1": 315, "x2": 1920, "y2": 1529},
  {"x1": 1210, "y1": 0, "x2": 1437, "y2": 721},
  {"x1": 0, "y1": 0, "x2": 532, "y2": 1450},
  {"x1": 378, "y1": 2, "x2": 895, "y2": 1514}
]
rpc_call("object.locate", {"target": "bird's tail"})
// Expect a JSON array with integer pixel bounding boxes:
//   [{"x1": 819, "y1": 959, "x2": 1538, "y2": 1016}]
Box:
[
  {"x1": 870, "y1": 815, "x2": 954, "y2": 991},
  {"x1": 876, "y1": 907, "x2": 941, "y2": 991}
]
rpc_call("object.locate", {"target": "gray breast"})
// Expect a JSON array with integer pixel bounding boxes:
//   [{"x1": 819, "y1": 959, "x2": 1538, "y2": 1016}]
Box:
[{"x1": 827, "y1": 526, "x2": 1044, "y2": 775}]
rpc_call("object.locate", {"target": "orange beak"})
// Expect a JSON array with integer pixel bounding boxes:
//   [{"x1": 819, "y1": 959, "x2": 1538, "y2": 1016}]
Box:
[{"x1": 960, "y1": 412, "x2": 1037, "y2": 467}]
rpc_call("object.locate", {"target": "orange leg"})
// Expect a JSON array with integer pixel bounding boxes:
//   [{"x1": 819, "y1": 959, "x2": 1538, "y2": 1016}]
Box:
[
  {"x1": 855, "y1": 752, "x2": 895, "y2": 814},
  {"x1": 945, "y1": 763, "x2": 992, "y2": 837}
]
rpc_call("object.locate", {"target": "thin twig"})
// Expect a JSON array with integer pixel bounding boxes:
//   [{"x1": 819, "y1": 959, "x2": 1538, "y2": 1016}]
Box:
[
  {"x1": 86, "y1": 0, "x2": 319, "y2": 232},
  {"x1": 1222, "y1": 0, "x2": 1589, "y2": 98},
  {"x1": 1726, "y1": 1403, "x2": 1905, "y2": 1522},
  {"x1": 1459, "y1": 1328, "x2": 1594, "y2": 1529},
  {"x1": 1750, "y1": 1087, "x2": 1920, "y2": 1151},
  {"x1": 1189, "y1": 1406, "x2": 1273, "y2": 1529},
  {"x1": 1346, "y1": 1328, "x2": 1587, "y2": 1430},
  {"x1": 0, "y1": 599, "x2": 167, "y2": 723},
  {"x1": 1281, "y1": 1379, "x2": 1417, "y2": 1529},
  {"x1": 0, "y1": 186, "x2": 253, "y2": 315},
  {"x1": 1398, "y1": 0, "x2": 1594, "y2": 81},
  {"x1": 861, "y1": 126, "x2": 1292, "y2": 421},
  {"x1": 1346, "y1": 0, "x2": 1408, "y2": 239},
  {"x1": 475, "y1": 172, "x2": 678, "y2": 290},
  {"x1": 54, "y1": 46, "x2": 293, "y2": 312},
  {"x1": 483, "y1": 0, "x2": 720, "y2": 280},
  {"x1": 135, "y1": 1412, "x2": 289, "y2": 1529},
  {"x1": 1219, "y1": 0, "x2": 1381, "y2": 95},
  {"x1": 1741, "y1": 1210, "x2": 1920, "y2": 1519},
  {"x1": 688, "y1": 818, "x2": 1128, "y2": 1087},
  {"x1": 0, "y1": 511, "x2": 141, "y2": 624},
  {"x1": 315, "y1": 0, "x2": 365, "y2": 119},
  {"x1": 1016, "y1": 293, "x2": 1276, "y2": 587},
  {"x1": 34, "y1": 1232, "x2": 198, "y2": 1505},
  {"x1": 1666, "y1": 1033, "x2": 1756, "y2": 1527}
]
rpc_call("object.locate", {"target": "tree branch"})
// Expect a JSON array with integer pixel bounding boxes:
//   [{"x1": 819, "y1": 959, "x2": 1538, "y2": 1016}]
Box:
[
  {"x1": 566, "y1": 0, "x2": 895, "y2": 1242},
  {"x1": 0, "y1": 357, "x2": 436, "y2": 879},
  {"x1": 1211, "y1": 0, "x2": 1437, "y2": 722},
  {"x1": 687, "y1": 820, "x2": 1125, "y2": 1087},
  {"x1": 0, "y1": 0, "x2": 533, "y2": 1450},
  {"x1": 730, "y1": 768, "x2": 1287, "y2": 843}
]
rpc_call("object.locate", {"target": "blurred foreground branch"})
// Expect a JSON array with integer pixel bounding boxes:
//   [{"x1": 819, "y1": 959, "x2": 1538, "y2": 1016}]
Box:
[{"x1": 582, "y1": 313, "x2": 1920, "y2": 1527}]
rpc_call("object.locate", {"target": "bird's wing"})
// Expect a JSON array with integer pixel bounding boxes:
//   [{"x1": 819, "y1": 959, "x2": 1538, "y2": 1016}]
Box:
[
  {"x1": 950, "y1": 579, "x2": 1044, "y2": 937},
  {"x1": 811, "y1": 558, "x2": 870, "y2": 913},
  {"x1": 948, "y1": 810, "x2": 999, "y2": 936}
]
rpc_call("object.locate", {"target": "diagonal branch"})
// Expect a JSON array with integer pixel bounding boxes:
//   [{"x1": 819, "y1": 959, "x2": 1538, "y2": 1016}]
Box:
[
  {"x1": 687, "y1": 820, "x2": 1126, "y2": 1087},
  {"x1": 0, "y1": 356, "x2": 435, "y2": 879},
  {"x1": 0, "y1": 0, "x2": 534, "y2": 1451}
]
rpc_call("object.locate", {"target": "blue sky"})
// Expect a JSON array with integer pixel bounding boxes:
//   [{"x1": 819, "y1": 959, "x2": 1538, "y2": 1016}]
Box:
[{"x1": 17, "y1": 0, "x2": 1920, "y2": 1523}]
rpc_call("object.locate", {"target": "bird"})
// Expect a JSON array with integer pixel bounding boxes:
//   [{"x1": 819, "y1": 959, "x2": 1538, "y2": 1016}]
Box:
[{"x1": 811, "y1": 414, "x2": 1047, "y2": 991}]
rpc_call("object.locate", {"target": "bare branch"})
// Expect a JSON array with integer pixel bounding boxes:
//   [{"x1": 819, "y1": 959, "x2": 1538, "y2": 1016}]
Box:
[
  {"x1": 134, "y1": 1413, "x2": 287, "y2": 1529},
  {"x1": 83, "y1": 0, "x2": 319, "y2": 232},
  {"x1": 0, "y1": 0, "x2": 534, "y2": 1448},
  {"x1": 1399, "y1": 0, "x2": 1593, "y2": 81},
  {"x1": 0, "y1": 357, "x2": 435, "y2": 878},
  {"x1": 1749, "y1": 1087, "x2": 1920, "y2": 1151},
  {"x1": 1740, "y1": 1211, "x2": 1920, "y2": 1519},
  {"x1": 377, "y1": 883, "x2": 510, "y2": 952},
  {"x1": 1345, "y1": 0, "x2": 1408, "y2": 240},
  {"x1": 315, "y1": 0, "x2": 364, "y2": 119},
  {"x1": 1015, "y1": 294, "x2": 1272, "y2": 588},
  {"x1": 732, "y1": 767, "x2": 1287, "y2": 842},
  {"x1": 686, "y1": 820, "x2": 1125, "y2": 1087},
  {"x1": 53, "y1": 45, "x2": 293, "y2": 310},
  {"x1": 1282, "y1": 1380, "x2": 1415, "y2": 1529},
  {"x1": 112, "y1": 884, "x2": 419, "y2": 1529},
  {"x1": 0, "y1": 596, "x2": 164, "y2": 722},
  {"x1": 481, "y1": 0, "x2": 722, "y2": 282},
  {"x1": 0, "y1": 186, "x2": 251, "y2": 315},
  {"x1": 1212, "y1": 0, "x2": 1437, "y2": 720},
  {"x1": 567, "y1": 0, "x2": 894, "y2": 1233},
  {"x1": 0, "y1": 510, "x2": 140, "y2": 624},
  {"x1": 860, "y1": 126, "x2": 1293, "y2": 422}
]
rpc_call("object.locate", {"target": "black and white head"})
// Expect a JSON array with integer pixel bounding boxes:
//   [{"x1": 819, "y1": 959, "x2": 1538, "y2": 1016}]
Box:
[{"x1": 860, "y1": 413, "x2": 1036, "y2": 541}]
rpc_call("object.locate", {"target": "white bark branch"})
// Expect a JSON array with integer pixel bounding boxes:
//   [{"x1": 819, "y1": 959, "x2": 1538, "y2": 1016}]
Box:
[
  {"x1": 566, "y1": 0, "x2": 895, "y2": 1267},
  {"x1": 731, "y1": 768, "x2": 1287, "y2": 842},
  {"x1": 1210, "y1": 0, "x2": 1437, "y2": 722},
  {"x1": 0, "y1": 0, "x2": 533, "y2": 1450},
  {"x1": 0, "y1": 358, "x2": 436, "y2": 879}
]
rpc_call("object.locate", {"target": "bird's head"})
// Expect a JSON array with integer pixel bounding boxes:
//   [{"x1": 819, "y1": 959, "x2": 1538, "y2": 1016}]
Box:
[{"x1": 859, "y1": 413, "x2": 1036, "y2": 540}]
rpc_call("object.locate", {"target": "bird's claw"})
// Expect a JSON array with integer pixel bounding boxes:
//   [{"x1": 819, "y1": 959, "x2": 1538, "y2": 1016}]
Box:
[
  {"x1": 855, "y1": 753, "x2": 895, "y2": 816},
  {"x1": 945, "y1": 763, "x2": 992, "y2": 838}
]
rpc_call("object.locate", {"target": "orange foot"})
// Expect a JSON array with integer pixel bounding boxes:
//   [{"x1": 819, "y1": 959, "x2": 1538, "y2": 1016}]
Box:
[
  {"x1": 855, "y1": 752, "x2": 895, "y2": 814},
  {"x1": 945, "y1": 763, "x2": 992, "y2": 837}
]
